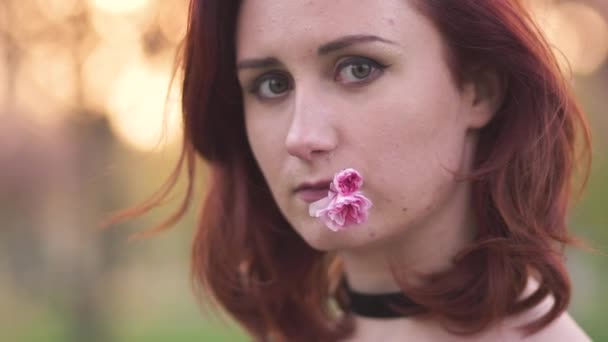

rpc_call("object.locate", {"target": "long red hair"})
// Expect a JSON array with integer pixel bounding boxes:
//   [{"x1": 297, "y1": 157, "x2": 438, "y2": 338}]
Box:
[{"x1": 107, "y1": 0, "x2": 593, "y2": 341}]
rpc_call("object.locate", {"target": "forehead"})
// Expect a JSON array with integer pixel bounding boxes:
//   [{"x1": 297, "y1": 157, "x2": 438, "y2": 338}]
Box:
[{"x1": 236, "y1": 0, "x2": 423, "y2": 58}]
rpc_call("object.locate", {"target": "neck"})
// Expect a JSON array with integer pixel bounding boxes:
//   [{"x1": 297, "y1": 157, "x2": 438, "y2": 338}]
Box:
[{"x1": 339, "y1": 180, "x2": 476, "y2": 294}]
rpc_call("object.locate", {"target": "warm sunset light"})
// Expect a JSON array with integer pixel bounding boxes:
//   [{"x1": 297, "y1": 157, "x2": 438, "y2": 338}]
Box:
[
  {"x1": 105, "y1": 60, "x2": 182, "y2": 152},
  {"x1": 14, "y1": 42, "x2": 77, "y2": 126},
  {"x1": 533, "y1": 1, "x2": 608, "y2": 75},
  {"x1": 525, "y1": 0, "x2": 556, "y2": 19},
  {"x1": 158, "y1": 0, "x2": 188, "y2": 44},
  {"x1": 556, "y1": 2, "x2": 608, "y2": 75},
  {"x1": 1, "y1": 1, "x2": 607, "y2": 341},
  {"x1": 87, "y1": 0, "x2": 151, "y2": 15},
  {"x1": 88, "y1": 6, "x2": 154, "y2": 42},
  {"x1": 10, "y1": 1, "x2": 51, "y2": 43},
  {"x1": 0, "y1": 43, "x2": 6, "y2": 111},
  {"x1": 36, "y1": 0, "x2": 83, "y2": 22},
  {"x1": 82, "y1": 41, "x2": 145, "y2": 113}
]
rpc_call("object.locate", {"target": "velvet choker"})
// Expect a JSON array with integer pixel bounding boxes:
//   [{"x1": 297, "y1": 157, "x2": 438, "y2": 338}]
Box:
[{"x1": 343, "y1": 280, "x2": 423, "y2": 319}]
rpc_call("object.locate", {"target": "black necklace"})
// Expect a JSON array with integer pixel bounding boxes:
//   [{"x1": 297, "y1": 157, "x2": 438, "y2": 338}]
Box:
[{"x1": 343, "y1": 280, "x2": 423, "y2": 319}]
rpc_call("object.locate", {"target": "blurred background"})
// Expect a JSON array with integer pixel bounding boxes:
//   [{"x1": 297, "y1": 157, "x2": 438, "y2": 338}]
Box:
[{"x1": 0, "y1": 0, "x2": 606, "y2": 341}]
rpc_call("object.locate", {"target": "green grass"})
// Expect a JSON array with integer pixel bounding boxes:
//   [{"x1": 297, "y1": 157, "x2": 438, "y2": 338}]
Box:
[
  {"x1": 115, "y1": 317, "x2": 248, "y2": 342},
  {"x1": 1, "y1": 308, "x2": 249, "y2": 342},
  {"x1": 1, "y1": 309, "x2": 69, "y2": 342}
]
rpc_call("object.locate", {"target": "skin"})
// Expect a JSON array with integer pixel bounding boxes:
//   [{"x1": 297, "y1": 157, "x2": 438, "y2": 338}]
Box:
[{"x1": 235, "y1": 0, "x2": 590, "y2": 340}]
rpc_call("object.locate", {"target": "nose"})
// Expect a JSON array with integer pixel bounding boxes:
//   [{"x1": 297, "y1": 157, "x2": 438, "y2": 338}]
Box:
[{"x1": 284, "y1": 87, "x2": 338, "y2": 161}]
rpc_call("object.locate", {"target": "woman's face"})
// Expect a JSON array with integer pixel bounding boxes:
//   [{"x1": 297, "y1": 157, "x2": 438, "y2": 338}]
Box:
[{"x1": 236, "y1": 0, "x2": 489, "y2": 251}]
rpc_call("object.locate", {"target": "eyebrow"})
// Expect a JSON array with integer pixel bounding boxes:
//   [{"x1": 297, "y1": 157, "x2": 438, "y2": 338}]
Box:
[
  {"x1": 236, "y1": 34, "x2": 397, "y2": 71},
  {"x1": 236, "y1": 57, "x2": 282, "y2": 70},
  {"x1": 317, "y1": 34, "x2": 397, "y2": 55}
]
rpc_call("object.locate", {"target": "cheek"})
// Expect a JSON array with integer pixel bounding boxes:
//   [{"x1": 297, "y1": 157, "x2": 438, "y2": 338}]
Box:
[
  {"x1": 356, "y1": 99, "x2": 464, "y2": 174},
  {"x1": 246, "y1": 116, "x2": 281, "y2": 182},
  {"x1": 352, "y1": 86, "x2": 467, "y2": 213},
  {"x1": 245, "y1": 112, "x2": 296, "y2": 214}
]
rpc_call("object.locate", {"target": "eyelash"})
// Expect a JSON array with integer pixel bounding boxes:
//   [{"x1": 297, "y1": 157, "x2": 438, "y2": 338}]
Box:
[{"x1": 247, "y1": 56, "x2": 390, "y2": 101}]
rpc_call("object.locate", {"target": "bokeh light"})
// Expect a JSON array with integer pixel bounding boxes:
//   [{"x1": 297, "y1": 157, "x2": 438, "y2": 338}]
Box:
[
  {"x1": 533, "y1": 1, "x2": 608, "y2": 75},
  {"x1": 0, "y1": 2, "x2": 7, "y2": 33},
  {"x1": 525, "y1": 0, "x2": 556, "y2": 19},
  {"x1": 0, "y1": 43, "x2": 7, "y2": 111},
  {"x1": 557, "y1": 2, "x2": 608, "y2": 75},
  {"x1": 89, "y1": 5, "x2": 156, "y2": 43},
  {"x1": 14, "y1": 41, "x2": 77, "y2": 126},
  {"x1": 9, "y1": 0, "x2": 51, "y2": 43},
  {"x1": 87, "y1": 0, "x2": 151, "y2": 15},
  {"x1": 158, "y1": 0, "x2": 188, "y2": 44},
  {"x1": 105, "y1": 58, "x2": 182, "y2": 152},
  {"x1": 82, "y1": 40, "x2": 145, "y2": 113},
  {"x1": 1, "y1": 1, "x2": 607, "y2": 341},
  {"x1": 36, "y1": 0, "x2": 84, "y2": 22}
]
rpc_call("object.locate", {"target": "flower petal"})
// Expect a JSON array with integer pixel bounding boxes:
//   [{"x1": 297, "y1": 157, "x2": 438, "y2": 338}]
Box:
[
  {"x1": 309, "y1": 196, "x2": 333, "y2": 217},
  {"x1": 308, "y1": 168, "x2": 372, "y2": 231},
  {"x1": 333, "y1": 168, "x2": 364, "y2": 195}
]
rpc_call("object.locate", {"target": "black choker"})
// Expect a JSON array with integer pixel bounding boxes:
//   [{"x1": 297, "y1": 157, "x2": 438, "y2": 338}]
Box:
[{"x1": 343, "y1": 280, "x2": 423, "y2": 319}]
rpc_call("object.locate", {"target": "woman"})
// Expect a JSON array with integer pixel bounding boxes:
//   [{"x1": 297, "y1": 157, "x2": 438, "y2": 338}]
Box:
[{"x1": 114, "y1": 0, "x2": 594, "y2": 340}]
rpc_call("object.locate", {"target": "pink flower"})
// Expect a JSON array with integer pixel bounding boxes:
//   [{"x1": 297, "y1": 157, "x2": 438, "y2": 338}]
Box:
[
  {"x1": 332, "y1": 168, "x2": 363, "y2": 196},
  {"x1": 309, "y1": 168, "x2": 372, "y2": 231}
]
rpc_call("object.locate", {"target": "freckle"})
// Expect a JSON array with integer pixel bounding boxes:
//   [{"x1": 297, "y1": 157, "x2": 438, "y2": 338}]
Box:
[
  {"x1": 368, "y1": 231, "x2": 376, "y2": 238},
  {"x1": 402, "y1": 207, "x2": 408, "y2": 212}
]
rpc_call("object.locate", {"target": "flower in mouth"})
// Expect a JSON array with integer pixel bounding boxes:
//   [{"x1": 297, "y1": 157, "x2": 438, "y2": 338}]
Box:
[
  {"x1": 331, "y1": 168, "x2": 364, "y2": 196},
  {"x1": 309, "y1": 168, "x2": 373, "y2": 231}
]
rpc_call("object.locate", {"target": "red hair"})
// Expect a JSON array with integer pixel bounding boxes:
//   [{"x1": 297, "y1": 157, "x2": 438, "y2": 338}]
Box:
[{"x1": 107, "y1": 0, "x2": 592, "y2": 340}]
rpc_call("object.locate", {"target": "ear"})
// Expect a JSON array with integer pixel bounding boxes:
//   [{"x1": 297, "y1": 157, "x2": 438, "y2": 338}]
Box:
[{"x1": 462, "y1": 67, "x2": 506, "y2": 130}]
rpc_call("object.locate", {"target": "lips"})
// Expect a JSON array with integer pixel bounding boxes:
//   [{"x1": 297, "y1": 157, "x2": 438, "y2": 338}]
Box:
[{"x1": 294, "y1": 179, "x2": 332, "y2": 203}]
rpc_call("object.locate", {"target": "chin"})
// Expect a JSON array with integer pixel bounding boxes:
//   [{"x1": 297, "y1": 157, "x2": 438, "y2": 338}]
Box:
[{"x1": 296, "y1": 221, "x2": 378, "y2": 252}]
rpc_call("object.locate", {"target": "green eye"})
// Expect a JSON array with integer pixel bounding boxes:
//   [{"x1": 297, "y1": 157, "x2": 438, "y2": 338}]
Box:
[
  {"x1": 349, "y1": 63, "x2": 372, "y2": 79},
  {"x1": 336, "y1": 57, "x2": 387, "y2": 85},
  {"x1": 251, "y1": 73, "x2": 291, "y2": 100}
]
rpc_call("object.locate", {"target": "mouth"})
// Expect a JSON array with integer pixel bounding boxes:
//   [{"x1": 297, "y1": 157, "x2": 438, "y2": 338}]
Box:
[{"x1": 294, "y1": 179, "x2": 332, "y2": 203}]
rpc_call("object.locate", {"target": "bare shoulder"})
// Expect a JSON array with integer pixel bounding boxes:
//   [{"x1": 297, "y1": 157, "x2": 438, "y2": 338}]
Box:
[
  {"x1": 497, "y1": 277, "x2": 592, "y2": 342},
  {"x1": 431, "y1": 304, "x2": 592, "y2": 342},
  {"x1": 454, "y1": 306, "x2": 591, "y2": 342},
  {"x1": 519, "y1": 311, "x2": 592, "y2": 342}
]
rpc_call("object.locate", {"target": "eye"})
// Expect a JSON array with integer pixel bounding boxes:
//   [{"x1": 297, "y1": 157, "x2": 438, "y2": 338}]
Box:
[
  {"x1": 250, "y1": 73, "x2": 291, "y2": 100},
  {"x1": 335, "y1": 57, "x2": 388, "y2": 85}
]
